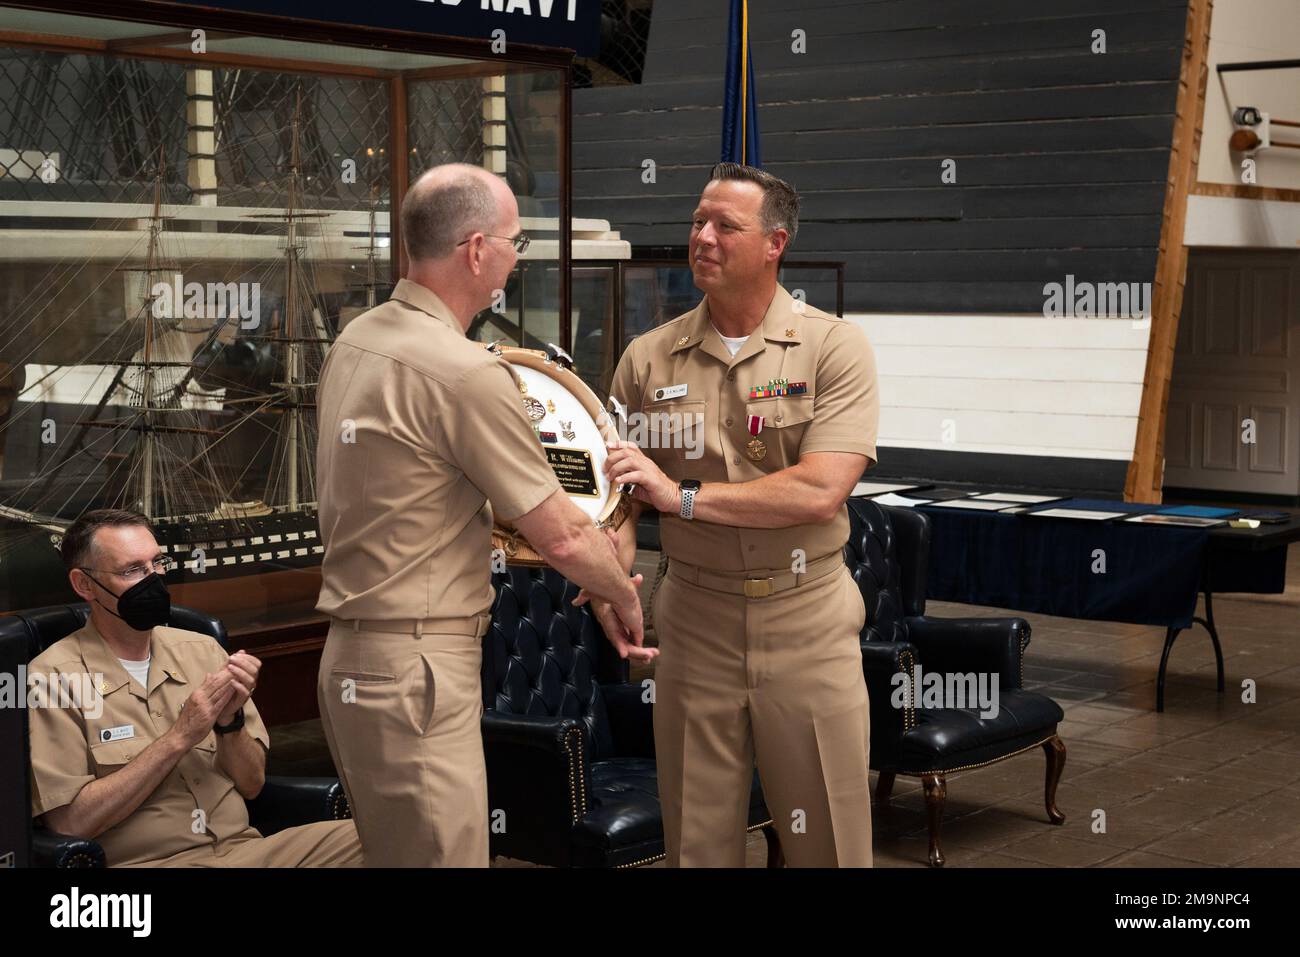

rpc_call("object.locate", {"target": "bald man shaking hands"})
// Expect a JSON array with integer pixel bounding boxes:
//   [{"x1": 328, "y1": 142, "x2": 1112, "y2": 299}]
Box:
[{"x1": 315, "y1": 164, "x2": 654, "y2": 867}]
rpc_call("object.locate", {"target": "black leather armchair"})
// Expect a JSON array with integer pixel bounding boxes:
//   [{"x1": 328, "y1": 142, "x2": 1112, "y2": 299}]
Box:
[
  {"x1": 0, "y1": 602, "x2": 349, "y2": 868},
  {"x1": 482, "y1": 566, "x2": 779, "y2": 867},
  {"x1": 846, "y1": 499, "x2": 1067, "y2": 866}
]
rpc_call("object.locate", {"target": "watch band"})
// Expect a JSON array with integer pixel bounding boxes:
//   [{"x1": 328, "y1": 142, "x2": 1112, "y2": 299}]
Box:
[
  {"x1": 679, "y1": 485, "x2": 698, "y2": 520},
  {"x1": 213, "y1": 709, "x2": 245, "y2": 735}
]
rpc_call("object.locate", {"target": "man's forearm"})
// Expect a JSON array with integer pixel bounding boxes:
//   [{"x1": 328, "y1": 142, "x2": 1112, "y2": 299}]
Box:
[
  {"x1": 686, "y1": 464, "x2": 836, "y2": 528},
  {"x1": 217, "y1": 728, "x2": 266, "y2": 800},
  {"x1": 546, "y1": 522, "x2": 640, "y2": 606},
  {"x1": 516, "y1": 490, "x2": 640, "y2": 607},
  {"x1": 43, "y1": 731, "x2": 189, "y2": 839},
  {"x1": 614, "y1": 501, "x2": 645, "y2": 573}
]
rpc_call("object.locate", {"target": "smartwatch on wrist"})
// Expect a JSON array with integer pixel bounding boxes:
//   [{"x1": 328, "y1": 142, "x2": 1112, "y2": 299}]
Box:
[
  {"x1": 214, "y1": 709, "x2": 245, "y2": 735},
  {"x1": 679, "y1": 479, "x2": 702, "y2": 520}
]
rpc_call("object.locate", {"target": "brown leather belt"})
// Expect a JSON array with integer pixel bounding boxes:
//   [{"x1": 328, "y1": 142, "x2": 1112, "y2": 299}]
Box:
[
  {"x1": 667, "y1": 551, "x2": 843, "y2": 598},
  {"x1": 336, "y1": 613, "x2": 492, "y2": 638}
]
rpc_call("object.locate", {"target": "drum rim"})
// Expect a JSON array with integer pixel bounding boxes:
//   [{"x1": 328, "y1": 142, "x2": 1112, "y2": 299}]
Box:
[{"x1": 498, "y1": 346, "x2": 623, "y2": 525}]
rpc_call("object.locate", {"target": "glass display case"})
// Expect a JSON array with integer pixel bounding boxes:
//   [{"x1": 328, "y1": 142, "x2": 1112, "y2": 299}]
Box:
[
  {"x1": 0, "y1": 3, "x2": 840, "y2": 724},
  {"x1": 0, "y1": 6, "x2": 571, "y2": 689}
]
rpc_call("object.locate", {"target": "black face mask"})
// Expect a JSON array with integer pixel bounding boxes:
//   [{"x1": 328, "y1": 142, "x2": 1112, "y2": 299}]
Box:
[{"x1": 82, "y1": 570, "x2": 171, "y2": 631}]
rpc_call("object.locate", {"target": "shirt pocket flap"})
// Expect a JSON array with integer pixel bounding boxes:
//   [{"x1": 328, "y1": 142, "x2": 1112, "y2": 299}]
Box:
[
  {"x1": 89, "y1": 738, "x2": 135, "y2": 770},
  {"x1": 745, "y1": 395, "x2": 814, "y2": 428},
  {"x1": 642, "y1": 400, "x2": 707, "y2": 437}
]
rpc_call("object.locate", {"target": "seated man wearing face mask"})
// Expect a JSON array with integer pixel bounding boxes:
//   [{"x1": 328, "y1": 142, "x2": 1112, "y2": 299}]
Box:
[{"x1": 25, "y1": 508, "x2": 361, "y2": 867}]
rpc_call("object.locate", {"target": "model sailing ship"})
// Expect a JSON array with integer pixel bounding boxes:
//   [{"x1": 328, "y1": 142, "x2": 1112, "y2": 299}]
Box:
[{"x1": 0, "y1": 112, "x2": 349, "y2": 614}]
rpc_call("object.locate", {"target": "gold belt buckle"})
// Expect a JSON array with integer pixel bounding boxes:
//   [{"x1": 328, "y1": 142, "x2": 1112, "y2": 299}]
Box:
[{"x1": 743, "y1": 577, "x2": 774, "y2": 598}]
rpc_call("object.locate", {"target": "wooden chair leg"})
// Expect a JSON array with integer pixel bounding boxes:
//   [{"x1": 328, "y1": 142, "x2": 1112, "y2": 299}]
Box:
[
  {"x1": 762, "y1": 823, "x2": 784, "y2": 868},
  {"x1": 921, "y1": 773, "x2": 946, "y2": 867},
  {"x1": 1042, "y1": 734, "x2": 1067, "y2": 825},
  {"x1": 875, "y1": 770, "x2": 896, "y2": 808}
]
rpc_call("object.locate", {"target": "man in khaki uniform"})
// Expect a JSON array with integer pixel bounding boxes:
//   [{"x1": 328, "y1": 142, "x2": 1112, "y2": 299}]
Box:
[
  {"x1": 315, "y1": 163, "x2": 650, "y2": 868},
  {"x1": 27, "y1": 509, "x2": 361, "y2": 867},
  {"x1": 603, "y1": 164, "x2": 879, "y2": 867}
]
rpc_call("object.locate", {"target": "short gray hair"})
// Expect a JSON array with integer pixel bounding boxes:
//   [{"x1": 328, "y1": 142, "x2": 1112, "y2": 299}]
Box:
[
  {"x1": 60, "y1": 508, "x2": 153, "y2": 570},
  {"x1": 708, "y1": 162, "x2": 800, "y2": 245},
  {"x1": 400, "y1": 168, "x2": 498, "y2": 261}
]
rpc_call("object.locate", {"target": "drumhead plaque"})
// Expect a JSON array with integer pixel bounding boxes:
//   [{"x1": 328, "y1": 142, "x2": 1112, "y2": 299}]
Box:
[
  {"x1": 489, "y1": 345, "x2": 630, "y2": 566},
  {"x1": 545, "y1": 447, "x2": 600, "y2": 498}
]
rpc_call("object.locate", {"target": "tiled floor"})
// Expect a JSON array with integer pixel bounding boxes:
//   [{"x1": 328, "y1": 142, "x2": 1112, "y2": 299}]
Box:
[{"x1": 269, "y1": 544, "x2": 1300, "y2": 868}]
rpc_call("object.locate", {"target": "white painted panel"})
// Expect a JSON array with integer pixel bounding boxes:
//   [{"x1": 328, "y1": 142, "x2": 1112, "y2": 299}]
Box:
[
  {"x1": 881, "y1": 408, "x2": 1138, "y2": 456},
  {"x1": 1184, "y1": 195, "x2": 1300, "y2": 249},
  {"x1": 880, "y1": 376, "x2": 1143, "y2": 416},
  {"x1": 853, "y1": 314, "x2": 1152, "y2": 350},
  {"x1": 869, "y1": 345, "x2": 1148, "y2": 383},
  {"x1": 848, "y1": 313, "x2": 1150, "y2": 462}
]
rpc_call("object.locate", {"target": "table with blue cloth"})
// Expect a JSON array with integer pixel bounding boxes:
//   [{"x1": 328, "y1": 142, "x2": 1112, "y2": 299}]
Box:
[{"x1": 909, "y1": 497, "x2": 1298, "y2": 712}]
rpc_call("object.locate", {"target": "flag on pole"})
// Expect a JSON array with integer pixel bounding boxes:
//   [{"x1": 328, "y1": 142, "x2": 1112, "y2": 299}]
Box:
[{"x1": 721, "y1": 0, "x2": 762, "y2": 167}]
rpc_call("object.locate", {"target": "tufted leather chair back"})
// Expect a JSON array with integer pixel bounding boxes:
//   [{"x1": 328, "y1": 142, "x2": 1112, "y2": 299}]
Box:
[
  {"x1": 0, "y1": 622, "x2": 31, "y2": 867},
  {"x1": 482, "y1": 567, "x2": 628, "y2": 761},
  {"x1": 0, "y1": 602, "x2": 228, "y2": 661},
  {"x1": 844, "y1": 499, "x2": 931, "y2": 643}
]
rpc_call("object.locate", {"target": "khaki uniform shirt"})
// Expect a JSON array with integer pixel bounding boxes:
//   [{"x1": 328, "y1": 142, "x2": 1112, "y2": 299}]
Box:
[
  {"x1": 315, "y1": 279, "x2": 562, "y2": 622},
  {"x1": 609, "y1": 284, "x2": 878, "y2": 573},
  {"x1": 26, "y1": 620, "x2": 270, "y2": 866}
]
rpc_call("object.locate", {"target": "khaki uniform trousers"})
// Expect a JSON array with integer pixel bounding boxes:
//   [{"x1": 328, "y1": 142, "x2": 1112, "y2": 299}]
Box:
[
  {"x1": 122, "y1": 821, "x2": 362, "y2": 867},
  {"x1": 652, "y1": 560, "x2": 872, "y2": 868},
  {"x1": 316, "y1": 616, "x2": 491, "y2": 867}
]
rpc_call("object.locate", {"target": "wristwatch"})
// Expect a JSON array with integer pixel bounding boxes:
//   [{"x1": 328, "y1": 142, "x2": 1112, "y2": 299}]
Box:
[
  {"x1": 679, "y1": 479, "x2": 702, "y2": 520},
  {"x1": 214, "y1": 709, "x2": 245, "y2": 735}
]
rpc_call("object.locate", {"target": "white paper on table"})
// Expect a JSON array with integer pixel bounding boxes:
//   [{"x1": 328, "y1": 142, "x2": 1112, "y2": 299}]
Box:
[
  {"x1": 851, "y1": 481, "x2": 926, "y2": 497},
  {"x1": 970, "y1": 492, "x2": 1063, "y2": 504},
  {"x1": 1125, "y1": 514, "x2": 1226, "y2": 528},
  {"x1": 871, "y1": 492, "x2": 933, "y2": 507},
  {"x1": 926, "y1": 498, "x2": 1021, "y2": 512},
  {"x1": 1029, "y1": 507, "x2": 1128, "y2": 521}
]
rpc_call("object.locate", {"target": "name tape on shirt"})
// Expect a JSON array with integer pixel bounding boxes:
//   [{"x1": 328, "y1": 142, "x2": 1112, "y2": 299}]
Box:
[
  {"x1": 652, "y1": 383, "x2": 689, "y2": 402},
  {"x1": 100, "y1": 724, "x2": 135, "y2": 742}
]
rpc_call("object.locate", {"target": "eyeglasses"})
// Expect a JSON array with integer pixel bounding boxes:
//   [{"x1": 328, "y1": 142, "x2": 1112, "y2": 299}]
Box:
[
  {"x1": 82, "y1": 555, "x2": 176, "y2": 584},
  {"x1": 456, "y1": 231, "x2": 530, "y2": 254}
]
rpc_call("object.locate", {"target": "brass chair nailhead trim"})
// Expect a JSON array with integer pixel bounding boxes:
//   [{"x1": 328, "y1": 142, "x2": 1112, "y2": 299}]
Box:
[
  {"x1": 897, "y1": 649, "x2": 916, "y2": 731},
  {"x1": 897, "y1": 733, "x2": 1059, "y2": 777},
  {"x1": 564, "y1": 727, "x2": 588, "y2": 825}
]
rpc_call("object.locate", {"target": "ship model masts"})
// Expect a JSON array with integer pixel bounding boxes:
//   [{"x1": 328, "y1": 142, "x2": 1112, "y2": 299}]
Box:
[{"x1": 0, "y1": 89, "x2": 339, "y2": 540}]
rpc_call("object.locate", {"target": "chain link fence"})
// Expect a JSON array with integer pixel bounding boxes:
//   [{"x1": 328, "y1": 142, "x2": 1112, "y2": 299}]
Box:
[
  {"x1": 212, "y1": 68, "x2": 391, "y2": 208},
  {"x1": 408, "y1": 76, "x2": 484, "y2": 178},
  {"x1": 0, "y1": 50, "x2": 189, "y2": 203},
  {"x1": 575, "y1": 0, "x2": 654, "y2": 88},
  {"x1": 0, "y1": 48, "x2": 404, "y2": 209}
]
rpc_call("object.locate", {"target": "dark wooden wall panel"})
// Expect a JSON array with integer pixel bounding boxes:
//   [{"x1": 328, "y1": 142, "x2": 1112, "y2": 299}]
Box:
[{"x1": 573, "y1": 0, "x2": 1189, "y2": 312}]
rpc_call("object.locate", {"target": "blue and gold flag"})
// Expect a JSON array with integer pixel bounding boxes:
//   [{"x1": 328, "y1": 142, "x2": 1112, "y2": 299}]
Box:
[{"x1": 721, "y1": 0, "x2": 762, "y2": 166}]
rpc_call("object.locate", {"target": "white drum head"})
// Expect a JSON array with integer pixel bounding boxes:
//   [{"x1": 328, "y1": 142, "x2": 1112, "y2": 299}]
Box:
[
  {"x1": 494, "y1": 346, "x2": 627, "y2": 527},
  {"x1": 510, "y1": 363, "x2": 614, "y2": 523}
]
